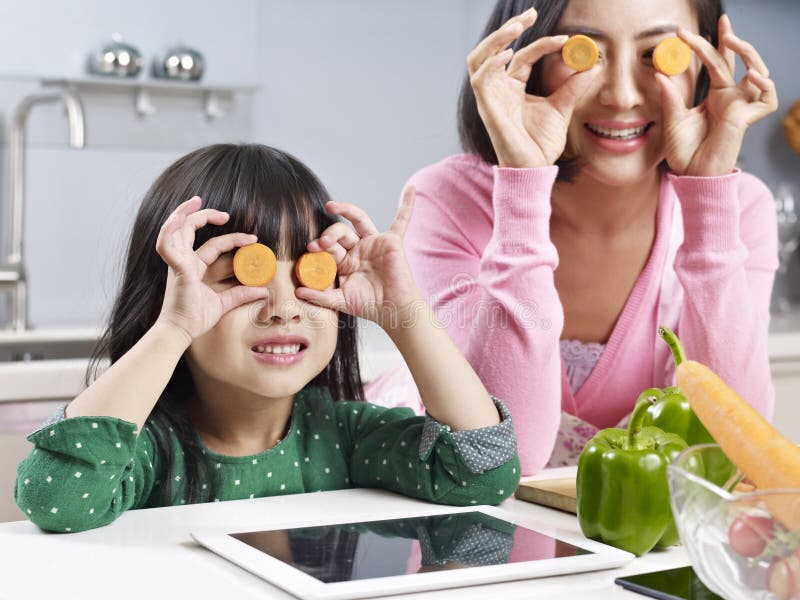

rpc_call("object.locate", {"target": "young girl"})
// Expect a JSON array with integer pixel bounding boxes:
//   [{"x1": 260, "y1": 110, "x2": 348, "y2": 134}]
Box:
[
  {"x1": 366, "y1": 0, "x2": 779, "y2": 474},
  {"x1": 15, "y1": 144, "x2": 520, "y2": 533}
]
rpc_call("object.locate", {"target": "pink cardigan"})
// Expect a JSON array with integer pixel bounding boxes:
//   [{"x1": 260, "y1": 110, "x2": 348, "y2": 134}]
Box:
[{"x1": 366, "y1": 154, "x2": 778, "y2": 476}]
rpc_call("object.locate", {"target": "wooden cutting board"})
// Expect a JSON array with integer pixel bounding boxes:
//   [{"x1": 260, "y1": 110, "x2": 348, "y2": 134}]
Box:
[{"x1": 515, "y1": 478, "x2": 577, "y2": 514}]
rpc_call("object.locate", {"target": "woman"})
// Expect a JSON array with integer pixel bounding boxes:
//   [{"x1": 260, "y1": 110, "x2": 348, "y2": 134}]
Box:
[{"x1": 366, "y1": 0, "x2": 778, "y2": 475}]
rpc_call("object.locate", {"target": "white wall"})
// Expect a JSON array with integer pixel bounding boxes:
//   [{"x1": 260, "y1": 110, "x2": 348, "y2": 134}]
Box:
[{"x1": 0, "y1": 0, "x2": 796, "y2": 329}]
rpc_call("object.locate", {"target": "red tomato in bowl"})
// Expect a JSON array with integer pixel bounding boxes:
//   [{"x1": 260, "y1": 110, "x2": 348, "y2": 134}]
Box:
[{"x1": 728, "y1": 514, "x2": 775, "y2": 557}]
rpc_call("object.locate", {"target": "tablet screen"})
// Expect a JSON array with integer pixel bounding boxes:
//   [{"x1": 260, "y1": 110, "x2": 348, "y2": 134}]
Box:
[{"x1": 230, "y1": 511, "x2": 592, "y2": 583}]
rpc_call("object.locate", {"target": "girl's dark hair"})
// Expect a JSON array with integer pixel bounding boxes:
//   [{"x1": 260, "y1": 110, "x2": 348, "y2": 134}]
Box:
[
  {"x1": 458, "y1": 0, "x2": 724, "y2": 180},
  {"x1": 86, "y1": 143, "x2": 364, "y2": 504}
]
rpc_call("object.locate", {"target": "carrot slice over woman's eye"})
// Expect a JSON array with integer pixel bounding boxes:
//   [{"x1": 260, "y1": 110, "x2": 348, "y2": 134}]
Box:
[
  {"x1": 295, "y1": 251, "x2": 337, "y2": 291},
  {"x1": 233, "y1": 243, "x2": 277, "y2": 286},
  {"x1": 653, "y1": 37, "x2": 693, "y2": 76},
  {"x1": 561, "y1": 35, "x2": 599, "y2": 72}
]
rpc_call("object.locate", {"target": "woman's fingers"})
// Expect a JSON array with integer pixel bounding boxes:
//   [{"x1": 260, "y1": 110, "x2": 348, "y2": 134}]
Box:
[
  {"x1": 324, "y1": 201, "x2": 379, "y2": 237},
  {"x1": 742, "y1": 69, "x2": 779, "y2": 120},
  {"x1": 388, "y1": 186, "x2": 416, "y2": 238},
  {"x1": 655, "y1": 72, "x2": 690, "y2": 124},
  {"x1": 467, "y1": 7, "x2": 537, "y2": 76},
  {"x1": 718, "y1": 15, "x2": 737, "y2": 76},
  {"x1": 195, "y1": 232, "x2": 258, "y2": 266},
  {"x1": 506, "y1": 35, "x2": 569, "y2": 84},
  {"x1": 720, "y1": 25, "x2": 770, "y2": 79},
  {"x1": 677, "y1": 27, "x2": 735, "y2": 88},
  {"x1": 548, "y1": 65, "x2": 601, "y2": 119}
]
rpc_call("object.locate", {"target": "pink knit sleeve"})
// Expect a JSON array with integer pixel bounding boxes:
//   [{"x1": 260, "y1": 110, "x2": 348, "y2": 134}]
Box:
[
  {"x1": 671, "y1": 171, "x2": 778, "y2": 419},
  {"x1": 404, "y1": 165, "x2": 564, "y2": 475}
]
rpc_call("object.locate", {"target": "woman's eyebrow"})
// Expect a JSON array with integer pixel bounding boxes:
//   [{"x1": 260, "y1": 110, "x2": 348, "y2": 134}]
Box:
[{"x1": 555, "y1": 24, "x2": 679, "y2": 41}]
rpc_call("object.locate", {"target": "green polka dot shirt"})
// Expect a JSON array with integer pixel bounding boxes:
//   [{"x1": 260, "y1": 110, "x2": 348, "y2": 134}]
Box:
[{"x1": 15, "y1": 389, "x2": 520, "y2": 533}]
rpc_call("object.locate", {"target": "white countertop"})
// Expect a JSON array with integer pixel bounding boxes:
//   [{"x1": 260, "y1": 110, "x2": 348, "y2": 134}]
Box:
[
  {"x1": 1, "y1": 321, "x2": 799, "y2": 403},
  {"x1": 0, "y1": 486, "x2": 689, "y2": 600}
]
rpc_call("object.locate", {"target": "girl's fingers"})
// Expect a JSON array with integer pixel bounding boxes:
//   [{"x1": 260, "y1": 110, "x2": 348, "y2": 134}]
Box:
[
  {"x1": 294, "y1": 286, "x2": 348, "y2": 313},
  {"x1": 677, "y1": 27, "x2": 735, "y2": 88},
  {"x1": 179, "y1": 208, "x2": 229, "y2": 248},
  {"x1": 195, "y1": 232, "x2": 258, "y2": 266},
  {"x1": 388, "y1": 186, "x2": 416, "y2": 238},
  {"x1": 506, "y1": 35, "x2": 569, "y2": 84},
  {"x1": 548, "y1": 65, "x2": 601, "y2": 119},
  {"x1": 325, "y1": 201, "x2": 379, "y2": 237},
  {"x1": 217, "y1": 285, "x2": 271, "y2": 315},
  {"x1": 313, "y1": 222, "x2": 360, "y2": 252},
  {"x1": 466, "y1": 7, "x2": 537, "y2": 76}
]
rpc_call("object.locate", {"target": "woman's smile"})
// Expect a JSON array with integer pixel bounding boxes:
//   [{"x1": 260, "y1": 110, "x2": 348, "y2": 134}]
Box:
[{"x1": 583, "y1": 119, "x2": 656, "y2": 153}]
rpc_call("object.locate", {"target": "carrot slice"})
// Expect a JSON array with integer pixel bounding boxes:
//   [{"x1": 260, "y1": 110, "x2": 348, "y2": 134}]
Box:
[
  {"x1": 233, "y1": 243, "x2": 277, "y2": 287},
  {"x1": 295, "y1": 252, "x2": 337, "y2": 291},
  {"x1": 653, "y1": 37, "x2": 692, "y2": 76},
  {"x1": 676, "y1": 360, "x2": 800, "y2": 528},
  {"x1": 562, "y1": 35, "x2": 598, "y2": 72}
]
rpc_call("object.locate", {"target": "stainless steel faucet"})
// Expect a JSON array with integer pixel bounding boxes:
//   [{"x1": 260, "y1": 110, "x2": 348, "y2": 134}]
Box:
[{"x1": 0, "y1": 88, "x2": 86, "y2": 330}]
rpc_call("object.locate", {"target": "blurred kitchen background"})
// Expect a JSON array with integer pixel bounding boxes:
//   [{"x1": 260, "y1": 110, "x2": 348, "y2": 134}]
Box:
[{"x1": 0, "y1": 0, "x2": 798, "y2": 522}]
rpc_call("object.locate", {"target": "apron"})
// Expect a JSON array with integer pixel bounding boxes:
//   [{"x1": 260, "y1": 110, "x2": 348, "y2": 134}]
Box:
[{"x1": 547, "y1": 196, "x2": 684, "y2": 467}]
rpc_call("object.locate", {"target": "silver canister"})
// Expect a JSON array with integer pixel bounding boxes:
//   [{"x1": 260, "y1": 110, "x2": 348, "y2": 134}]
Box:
[
  {"x1": 88, "y1": 33, "x2": 144, "y2": 77},
  {"x1": 153, "y1": 44, "x2": 205, "y2": 81}
]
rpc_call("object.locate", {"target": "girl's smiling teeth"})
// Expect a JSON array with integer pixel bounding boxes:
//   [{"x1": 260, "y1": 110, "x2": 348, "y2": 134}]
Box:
[{"x1": 586, "y1": 122, "x2": 653, "y2": 139}]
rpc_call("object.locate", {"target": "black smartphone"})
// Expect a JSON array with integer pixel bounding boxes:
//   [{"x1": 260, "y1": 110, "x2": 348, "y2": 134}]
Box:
[{"x1": 614, "y1": 566, "x2": 723, "y2": 600}]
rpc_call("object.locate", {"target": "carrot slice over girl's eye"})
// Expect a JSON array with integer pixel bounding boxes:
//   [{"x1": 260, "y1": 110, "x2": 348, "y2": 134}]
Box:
[
  {"x1": 653, "y1": 37, "x2": 693, "y2": 76},
  {"x1": 233, "y1": 243, "x2": 277, "y2": 287},
  {"x1": 561, "y1": 35, "x2": 599, "y2": 72},
  {"x1": 295, "y1": 252, "x2": 337, "y2": 291}
]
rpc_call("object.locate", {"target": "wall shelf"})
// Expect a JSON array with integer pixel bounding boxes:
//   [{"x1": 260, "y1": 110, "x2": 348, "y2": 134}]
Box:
[{"x1": 41, "y1": 76, "x2": 259, "y2": 119}]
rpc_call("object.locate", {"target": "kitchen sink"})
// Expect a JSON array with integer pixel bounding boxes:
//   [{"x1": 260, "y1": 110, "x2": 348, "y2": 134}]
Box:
[{"x1": 0, "y1": 327, "x2": 102, "y2": 362}]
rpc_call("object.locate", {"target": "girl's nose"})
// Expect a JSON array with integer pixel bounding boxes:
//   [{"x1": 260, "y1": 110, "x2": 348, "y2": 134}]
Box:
[
  {"x1": 253, "y1": 264, "x2": 302, "y2": 325},
  {"x1": 597, "y1": 56, "x2": 645, "y2": 110}
]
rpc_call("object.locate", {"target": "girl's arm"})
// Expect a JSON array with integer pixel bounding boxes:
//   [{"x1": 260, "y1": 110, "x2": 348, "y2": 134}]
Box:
[
  {"x1": 298, "y1": 191, "x2": 502, "y2": 431},
  {"x1": 66, "y1": 196, "x2": 269, "y2": 432}
]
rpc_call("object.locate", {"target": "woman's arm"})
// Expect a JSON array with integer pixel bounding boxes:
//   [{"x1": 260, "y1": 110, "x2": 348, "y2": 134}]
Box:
[
  {"x1": 403, "y1": 163, "x2": 565, "y2": 474},
  {"x1": 672, "y1": 172, "x2": 777, "y2": 419}
]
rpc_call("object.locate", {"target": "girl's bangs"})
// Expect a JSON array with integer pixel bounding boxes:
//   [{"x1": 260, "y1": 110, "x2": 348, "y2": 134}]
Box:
[{"x1": 190, "y1": 144, "x2": 336, "y2": 260}]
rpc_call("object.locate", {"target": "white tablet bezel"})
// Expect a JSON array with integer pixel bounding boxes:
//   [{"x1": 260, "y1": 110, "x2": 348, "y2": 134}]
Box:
[{"x1": 191, "y1": 504, "x2": 634, "y2": 600}]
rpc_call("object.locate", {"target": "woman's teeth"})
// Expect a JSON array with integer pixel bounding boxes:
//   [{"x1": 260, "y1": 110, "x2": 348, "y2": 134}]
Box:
[
  {"x1": 586, "y1": 124, "x2": 649, "y2": 139},
  {"x1": 253, "y1": 344, "x2": 302, "y2": 355}
]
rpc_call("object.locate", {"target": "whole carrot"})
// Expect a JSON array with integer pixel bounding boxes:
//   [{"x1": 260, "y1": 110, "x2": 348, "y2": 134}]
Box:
[{"x1": 676, "y1": 360, "x2": 800, "y2": 528}]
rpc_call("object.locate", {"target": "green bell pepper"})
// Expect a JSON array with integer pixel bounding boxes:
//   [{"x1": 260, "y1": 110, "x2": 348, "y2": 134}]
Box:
[
  {"x1": 640, "y1": 326, "x2": 735, "y2": 487},
  {"x1": 576, "y1": 396, "x2": 690, "y2": 556}
]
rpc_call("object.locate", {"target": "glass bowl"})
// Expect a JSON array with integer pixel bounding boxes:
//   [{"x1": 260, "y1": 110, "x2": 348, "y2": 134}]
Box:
[{"x1": 667, "y1": 444, "x2": 800, "y2": 600}]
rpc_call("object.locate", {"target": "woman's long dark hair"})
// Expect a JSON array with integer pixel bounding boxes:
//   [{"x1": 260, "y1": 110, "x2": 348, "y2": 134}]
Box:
[
  {"x1": 85, "y1": 144, "x2": 364, "y2": 505},
  {"x1": 458, "y1": 0, "x2": 724, "y2": 180}
]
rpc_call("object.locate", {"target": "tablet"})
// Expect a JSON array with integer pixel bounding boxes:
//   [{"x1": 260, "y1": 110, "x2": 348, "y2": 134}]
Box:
[{"x1": 191, "y1": 505, "x2": 634, "y2": 599}]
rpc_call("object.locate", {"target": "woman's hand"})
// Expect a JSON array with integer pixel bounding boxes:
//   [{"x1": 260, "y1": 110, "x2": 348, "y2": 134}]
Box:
[
  {"x1": 468, "y1": 7, "x2": 599, "y2": 168},
  {"x1": 658, "y1": 14, "x2": 778, "y2": 176},
  {"x1": 295, "y1": 188, "x2": 421, "y2": 331},
  {"x1": 154, "y1": 196, "x2": 270, "y2": 343}
]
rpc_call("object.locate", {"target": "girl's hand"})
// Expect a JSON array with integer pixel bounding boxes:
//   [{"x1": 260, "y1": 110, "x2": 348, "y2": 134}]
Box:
[
  {"x1": 658, "y1": 14, "x2": 778, "y2": 176},
  {"x1": 295, "y1": 188, "x2": 421, "y2": 330},
  {"x1": 154, "y1": 196, "x2": 270, "y2": 343},
  {"x1": 468, "y1": 7, "x2": 599, "y2": 168}
]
